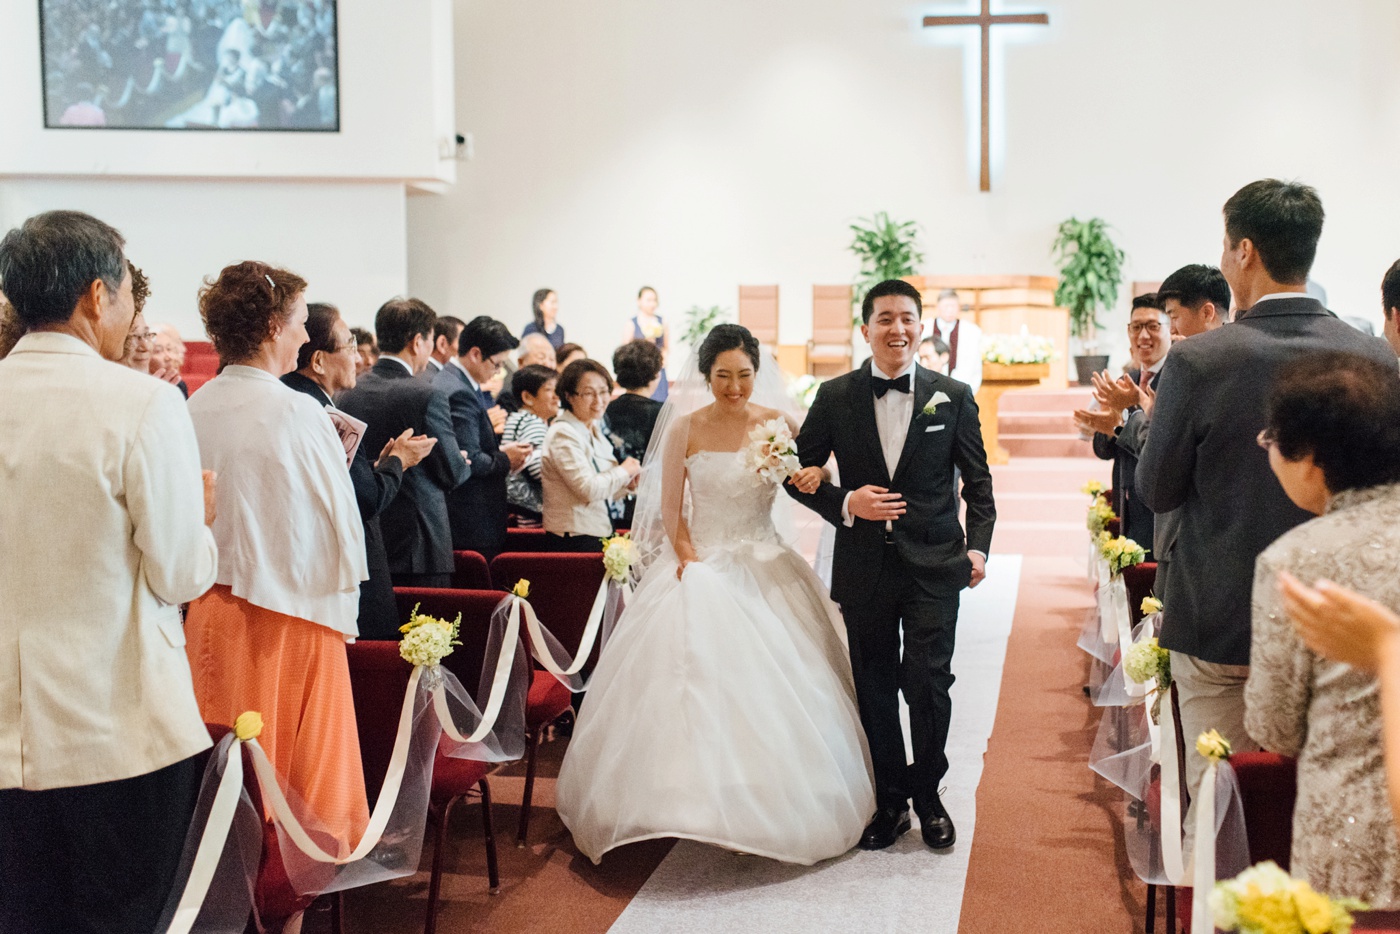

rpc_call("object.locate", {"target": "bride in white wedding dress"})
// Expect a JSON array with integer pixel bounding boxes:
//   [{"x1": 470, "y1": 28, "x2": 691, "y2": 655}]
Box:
[{"x1": 555, "y1": 325, "x2": 874, "y2": 866}]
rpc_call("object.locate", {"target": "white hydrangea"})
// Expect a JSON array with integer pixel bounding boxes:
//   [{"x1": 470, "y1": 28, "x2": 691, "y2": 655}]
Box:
[
  {"x1": 400, "y1": 621, "x2": 454, "y2": 668},
  {"x1": 602, "y1": 535, "x2": 639, "y2": 584}
]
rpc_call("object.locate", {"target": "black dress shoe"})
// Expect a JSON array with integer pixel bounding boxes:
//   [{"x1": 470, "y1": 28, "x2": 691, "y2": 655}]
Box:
[
  {"x1": 914, "y1": 795, "x2": 956, "y2": 850},
  {"x1": 858, "y1": 807, "x2": 911, "y2": 850}
]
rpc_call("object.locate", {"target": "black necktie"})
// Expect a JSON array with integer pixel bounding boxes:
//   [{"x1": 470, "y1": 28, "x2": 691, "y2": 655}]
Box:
[{"x1": 872, "y1": 374, "x2": 911, "y2": 399}]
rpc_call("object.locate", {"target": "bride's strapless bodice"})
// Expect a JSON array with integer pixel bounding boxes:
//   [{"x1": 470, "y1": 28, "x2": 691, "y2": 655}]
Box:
[{"x1": 685, "y1": 451, "x2": 779, "y2": 551}]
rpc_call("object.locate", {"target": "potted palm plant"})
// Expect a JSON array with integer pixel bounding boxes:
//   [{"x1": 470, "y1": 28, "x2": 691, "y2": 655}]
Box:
[
  {"x1": 849, "y1": 212, "x2": 926, "y2": 323},
  {"x1": 1052, "y1": 217, "x2": 1125, "y2": 385}
]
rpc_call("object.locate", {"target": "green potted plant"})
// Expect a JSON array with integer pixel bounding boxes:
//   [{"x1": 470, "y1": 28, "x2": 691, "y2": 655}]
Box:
[
  {"x1": 849, "y1": 212, "x2": 926, "y2": 323},
  {"x1": 1052, "y1": 217, "x2": 1125, "y2": 385},
  {"x1": 681, "y1": 304, "x2": 731, "y2": 346}
]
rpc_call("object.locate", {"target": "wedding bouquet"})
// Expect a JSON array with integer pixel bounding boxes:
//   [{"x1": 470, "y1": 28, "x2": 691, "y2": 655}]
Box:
[
  {"x1": 1087, "y1": 494, "x2": 1116, "y2": 535},
  {"x1": 399, "y1": 603, "x2": 462, "y2": 668},
  {"x1": 1211, "y1": 861, "x2": 1365, "y2": 934},
  {"x1": 601, "y1": 532, "x2": 639, "y2": 584},
  {"x1": 1099, "y1": 534, "x2": 1146, "y2": 577},
  {"x1": 743, "y1": 417, "x2": 800, "y2": 484},
  {"x1": 1123, "y1": 635, "x2": 1172, "y2": 722}
]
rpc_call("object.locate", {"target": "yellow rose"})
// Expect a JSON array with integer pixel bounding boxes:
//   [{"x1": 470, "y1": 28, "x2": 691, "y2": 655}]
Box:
[
  {"x1": 234, "y1": 710, "x2": 264, "y2": 741},
  {"x1": 1293, "y1": 883, "x2": 1336, "y2": 934},
  {"x1": 512, "y1": 579, "x2": 531, "y2": 598},
  {"x1": 1196, "y1": 729, "x2": 1232, "y2": 761},
  {"x1": 1141, "y1": 596, "x2": 1164, "y2": 615}
]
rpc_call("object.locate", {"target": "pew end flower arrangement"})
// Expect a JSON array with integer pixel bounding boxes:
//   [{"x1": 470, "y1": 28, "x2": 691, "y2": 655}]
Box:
[
  {"x1": 601, "y1": 532, "x2": 640, "y2": 585},
  {"x1": 399, "y1": 604, "x2": 462, "y2": 668},
  {"x1": 1211, "y1": 860, "x2": 1365, "y2": 934},
  {"x1": 1081, "y1": 479, "x2": 1105, "y2": 498},
  {"x1": 1124, "y1": 629, "x2": 1171, "y2": 722},
  {"x1": 1099, "y1": 533, "x2": 1145, "y2": 577},
  {"x1": 1087, "y1": 495, "x2": 1116, "y2": 536}
]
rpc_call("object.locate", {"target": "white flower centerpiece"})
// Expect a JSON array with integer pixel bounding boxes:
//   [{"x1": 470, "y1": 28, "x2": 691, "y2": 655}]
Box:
[
  {"x1": 743, "y1": 417, "x2": 800, "y2": 484},
  {"x1": 981, "y1": 327, "x2": 1056, "y2": 365}
]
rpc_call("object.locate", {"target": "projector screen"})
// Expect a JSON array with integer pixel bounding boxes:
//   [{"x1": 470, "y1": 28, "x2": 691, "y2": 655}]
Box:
[{"x1": 39, "y1": 1, "x2": 339, "y2": 131}]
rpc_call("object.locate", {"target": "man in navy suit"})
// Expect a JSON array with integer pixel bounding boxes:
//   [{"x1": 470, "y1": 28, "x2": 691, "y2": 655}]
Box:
[
  {"x1": 337, "y1": 298, "x2": 471, "y2": 588},
  {"x1": 435, "y1": 316, "x2": 530, "y2": 559}
]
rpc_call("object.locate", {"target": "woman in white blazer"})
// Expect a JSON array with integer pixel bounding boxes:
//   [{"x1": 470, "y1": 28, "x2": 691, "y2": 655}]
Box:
[
  {"x1": 0, "y1": 211, "x2": 219, "y2": 933},
  {"x1": 541, "y1": 358, "x2": 641, "y2": 550}
]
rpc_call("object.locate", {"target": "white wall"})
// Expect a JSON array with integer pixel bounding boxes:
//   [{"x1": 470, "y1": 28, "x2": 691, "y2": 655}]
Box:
[
  {"x1": 408, "y1": 0, "x2": 1400, "y2": 366},
  {"x1": 0, "y1": 0, "x2": 454, "y2": 339}
]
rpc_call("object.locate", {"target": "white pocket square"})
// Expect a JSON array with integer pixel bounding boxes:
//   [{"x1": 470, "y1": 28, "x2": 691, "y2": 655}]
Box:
[{"x1": 925, "y1": 424, "x2": 947, "y2": 433}]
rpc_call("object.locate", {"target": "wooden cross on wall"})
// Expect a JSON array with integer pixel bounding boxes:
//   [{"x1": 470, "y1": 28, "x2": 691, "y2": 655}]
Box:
[{"x1": 923, "y1": 1, "x2": 1049, "y2": 192}]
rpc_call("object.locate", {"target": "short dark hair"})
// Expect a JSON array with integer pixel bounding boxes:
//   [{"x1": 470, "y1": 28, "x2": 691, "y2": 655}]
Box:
[
  {"x1": 557, "y1": 358, "x2": 613, "y2": 413},
  {"x1": 1266, "y1": 352, "x2": 1400, "y2": 493},
  {"x1": 297, "y1": 302, "x2": 342, "y2": 371},
  {"x1": 512, "y1": 364, "x2": 558, "y2": 401},
  {"x1": 612, "y1": 338, "x2": 664, "y2": 390},
  {"x1": 350, "y1": 326, "x2": 376, "y2": 350},
  {"x1": 0, "y1": 210, "x2": 127, "y2": 329},
  {"x1": 1382, "y1": 259, "x2": 1400, "y2": 318},
  {"x1": 861, "y1": 279, "x2": 923, "y2": 324},
  {"x1": 1157, "y1": 264, "x2": 1232, "y2": 316},
  {"x1": 457, "y1": 315, "x2": 519, "y2": 358},
  {"x1": 375, "y1": 297, "x2": 437, "y2": 354},
  {"x1": 199, "y1": 261, "x2": 308, "y2": 365},
  {"x1": 920, "y1": 336, "x2": 950, "y2": 355},
  {"x1": 433, "y1": 315, "x2": 465, "y2": 347},
  {"x1": 697, "y1": 323, "x2": 760, "y2": 377},
  {"x1": 1131, "y1": 292, "x2": 1163, "y2": 312},
  {"x1": 557, "y1": 342, "x2": 586, "y2": 363},
  {"x1": 1222, "y1": 179, "x2": 1325, "y2": 285}
]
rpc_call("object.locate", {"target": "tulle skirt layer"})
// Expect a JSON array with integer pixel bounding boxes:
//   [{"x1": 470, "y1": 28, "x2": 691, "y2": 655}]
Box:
[{"x1": 555, "y1": 542, "x2": 875, "y2": 865}]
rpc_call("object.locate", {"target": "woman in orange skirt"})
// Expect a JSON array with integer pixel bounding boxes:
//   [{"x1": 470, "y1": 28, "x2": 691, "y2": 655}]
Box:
[{"x1": 185, "y1": 261, "x2": 371, "y2": 853}]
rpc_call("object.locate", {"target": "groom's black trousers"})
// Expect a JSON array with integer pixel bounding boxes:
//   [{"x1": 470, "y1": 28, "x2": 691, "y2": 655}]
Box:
[{"x1": 841, "y1": 546, "x2": 959, "y2": 812}]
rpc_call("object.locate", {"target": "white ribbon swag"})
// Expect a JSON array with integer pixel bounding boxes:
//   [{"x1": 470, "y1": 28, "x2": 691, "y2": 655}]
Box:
[{"x1": 156, "y1": 582, "x2": 627, "y2": 934}]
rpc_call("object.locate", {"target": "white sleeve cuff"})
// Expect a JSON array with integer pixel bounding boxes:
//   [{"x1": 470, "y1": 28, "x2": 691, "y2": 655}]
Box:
[
  {"x1": 841, "y1": 492, "x2": 855, "y2": 527},
  {"x1": 969, "y1": 550, "x2": 987, "y2": 561}
]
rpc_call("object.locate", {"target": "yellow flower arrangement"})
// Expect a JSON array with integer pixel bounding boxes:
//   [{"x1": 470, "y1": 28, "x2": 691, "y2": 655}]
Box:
[
  {"x1": 1081, "y1": 479, "x2": 1105, "y2": 498},
  {"x1": 601, "y1": 533, "x2": 639, "y2": 584},
  {"x1": 1098, "y1": 534, "x2": 1146, "y2": 577},
  {"x1": 1123, "y1": 636, "x2": 1172, "y2": 722},
  {"x1": 1087, "y1": 494, "x2": 1117, "y2": 535},
  {"x1": 1196, "y1": 729, "x2": 1232, "y2": 761},
  {"x1": 234, "y1": 710, "x2": 264, "y2": 741},
  {"x1": 398, "y1": 603, "x2": 462, "y2": 668},
  {"x1": 512, "y1": 579, "x2": 531, "y2": 599},
  {"x1": 1141, "y1": 596, "x2": 1163, "y2": 616},
  {"x1": 1211, "y1": 860, "x2": 1365, "y2": 933}
]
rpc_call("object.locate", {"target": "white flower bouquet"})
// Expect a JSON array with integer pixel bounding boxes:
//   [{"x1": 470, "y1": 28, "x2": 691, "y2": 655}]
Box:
[
  {"x1": 743, "y1": 417, "x2": 800, "y2": 484},
  {"x1": 601, "y1": 532, "x2": 639, "y2": 584},
  {"x1": 1123, "y1": 634, "x2": 1172, "y2": 722},
  {"x1": 982, "y1": 327, "x2": 1055, "y2": 365},
  {"x1": 1211, "y1": 860, "x2": 1365, "y2": 934},
  {"x1": 398, "y1": 603, "x2": 462, "y2": 668}
]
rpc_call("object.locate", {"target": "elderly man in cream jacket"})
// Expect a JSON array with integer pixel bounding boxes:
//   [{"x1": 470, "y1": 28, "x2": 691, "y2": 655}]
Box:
[{"x1": 0, "y1": 211, "x2": 218, "y2": 934}]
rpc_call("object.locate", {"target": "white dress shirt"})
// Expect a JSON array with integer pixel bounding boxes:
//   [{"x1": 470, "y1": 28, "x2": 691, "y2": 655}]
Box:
[
  {"x1": 928, "y1": 318, "x2": 984, "y2": 392},
  {"x1": 188, "y1": 366, "x2": 367, "y2": 638},
  {"x1": 0, "y1": 333, "x2": 219, "y2": 789},
  {"x1": 842, "y1": 360, "x2": 917, "y2": 529},
  {"x1": 449, "y1": 356, "x2": 480, "y2": 391}
]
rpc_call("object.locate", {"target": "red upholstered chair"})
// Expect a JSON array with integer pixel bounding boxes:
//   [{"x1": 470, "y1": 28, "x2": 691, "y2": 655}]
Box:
[
  {"x1": 1106, "y1": 517, "x2": 1123, "y2": 537},
  {"x1": 451, "y1": 551, "x2": 494, "y2": 591},
  {"x1": 1229, "y1": 752, "x2": 1297, "y2": 868},
  {"x1": 1123, "y1": 561, "x2": 1158, "y2": 627},
  {"x1": 389, "y1": 589, "x2": 507, "y2": 928},
  {"x1": 487, "y1": 553, "x2": 605, "y2": 843},
  {"x1": 504, "y1": 527, "x2": 550, "y2": 552}
]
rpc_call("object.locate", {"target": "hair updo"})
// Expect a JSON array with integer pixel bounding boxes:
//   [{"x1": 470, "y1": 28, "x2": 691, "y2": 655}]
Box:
[
  {"x1": 199, "y1": 261, "x2": 306, "y2": 365},
  {"x1": 697, "y1": 324, "x2": 760, "y2": 378}
]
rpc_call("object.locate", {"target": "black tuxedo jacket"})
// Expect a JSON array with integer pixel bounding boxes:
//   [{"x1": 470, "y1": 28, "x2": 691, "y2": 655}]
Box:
[
  {"x1": 433, "y1": 362, "x2": 512, "y2": 555},
  {"x1": 1092, "y1": 367, "x2": 1159, "y2": 557},
  {"x1": 335, "y1": 358, "x2": 469, "y2": 576},
  {"x1": 1137, "y1": 296, "x2": 1397, "y2": 665},
  {"x1": 788, "y1": 361, "x2": 996, "y2": 605}
]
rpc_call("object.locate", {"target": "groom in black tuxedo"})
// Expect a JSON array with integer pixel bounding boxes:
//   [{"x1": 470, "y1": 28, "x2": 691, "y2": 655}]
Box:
[{"x1": 788, "y1": 279, "x2": 996, "y2": 851}]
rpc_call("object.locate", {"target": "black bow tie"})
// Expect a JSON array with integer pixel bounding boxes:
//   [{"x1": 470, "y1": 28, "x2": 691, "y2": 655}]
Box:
[{"x1": 872, "y1": 374, "x2": 911, "y2": 399}]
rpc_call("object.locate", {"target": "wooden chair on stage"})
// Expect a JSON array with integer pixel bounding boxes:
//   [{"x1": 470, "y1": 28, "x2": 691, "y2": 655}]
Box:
[
  {"x1": 738, "y1": 285, "x2": 779, "y2": 348},
  {"x1": 808, "y1": 285, "x2": 853, "y2": 377}
]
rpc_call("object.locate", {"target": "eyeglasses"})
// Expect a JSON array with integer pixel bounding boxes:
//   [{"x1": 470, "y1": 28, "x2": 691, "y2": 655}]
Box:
[
  {"x1": 1256, "y1": 429, "x2": 1278, "y2": 451},
  {"x1": 572, "y1": 389, "x2": 611, "y2": 401},
  {"x1": 128, "y1": 330, "x2": 156, "y2": 344},
  {"x1": 1127, "y1": 322, "x2": 1163, "y2": 336}
]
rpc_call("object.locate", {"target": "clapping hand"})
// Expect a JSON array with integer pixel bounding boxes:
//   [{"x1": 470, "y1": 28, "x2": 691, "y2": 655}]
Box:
[
  {"x1": 1278, "y1": 571, "x2": 1400, "y2": 673},
  {"x1": 1091, "y1": 369, "x2": 1140, "y2": 411},
  {"x1": 1073, "y1": 407, "x2": 1122, "y2": 436},
  {"x1": 377, "y1": 428, "x2": 437, "y2": 470},
  {"x1": 487, "y1": 405, "x2": 507, "y2": 434}
]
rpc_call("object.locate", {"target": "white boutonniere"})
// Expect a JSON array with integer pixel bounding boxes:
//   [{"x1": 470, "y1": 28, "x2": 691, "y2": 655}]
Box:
[{"x1": 922, "y1": 391, "x2": 952, "y2": 416}]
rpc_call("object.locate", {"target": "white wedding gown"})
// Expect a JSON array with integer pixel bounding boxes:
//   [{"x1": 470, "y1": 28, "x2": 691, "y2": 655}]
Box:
[{"x1": 555, "y1": 451, "x2": 875, "y2": 865}]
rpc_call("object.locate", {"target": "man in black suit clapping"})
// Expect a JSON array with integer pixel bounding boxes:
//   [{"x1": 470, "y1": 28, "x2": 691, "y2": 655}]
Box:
[{"x1": 337, "y1": 298, "x2": 471, "y2": 589}]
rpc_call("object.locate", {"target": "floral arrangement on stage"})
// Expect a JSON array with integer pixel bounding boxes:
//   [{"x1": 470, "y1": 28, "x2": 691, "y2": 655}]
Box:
[
  {"x1": 399, "y1": 604, "x2": 462, "y2": 668},
  {"x1": 601, "y1": 532, "x2": 639, "y2": 584},
  {"x1": 743, "y1": 417, "x2": 800, "y2": 484},
  {"x1": 1124, "y1": 635, "x2": 1172, "y2": 722},
  {"x1": 982, "y1": 327, "x2": 1055, "y2": 365},
  {"x1": 788, "y1": 374, "x2": 824, "y2": 410},
  {"x1": 1087, "y1": 495, "x2": 1116, "y2": 535},
  {"x1": 1211, "y1": 860, "x2": 1365, "y2": 934},
  {"x1": 1098, "y1": 533, "x2": 1146, "y2": 577}
]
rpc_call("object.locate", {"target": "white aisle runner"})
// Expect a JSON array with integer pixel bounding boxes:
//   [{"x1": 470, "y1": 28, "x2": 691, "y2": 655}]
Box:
[{"x1": 606, "y1": 555, "x2": 1022, "y2": 934}]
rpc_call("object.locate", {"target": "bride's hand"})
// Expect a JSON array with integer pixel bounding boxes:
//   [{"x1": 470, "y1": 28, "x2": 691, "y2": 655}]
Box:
[
  {"x1": 676, "y1": 546, "x2": 699, "y2": 579},
  {"x1": 787, "y1": 466, "x2": 824, "y2": 495}
]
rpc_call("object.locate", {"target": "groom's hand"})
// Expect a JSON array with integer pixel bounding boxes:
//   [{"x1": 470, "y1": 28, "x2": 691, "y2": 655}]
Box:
[
  {"x1": 848, "y1": 486, "x2": 906, "y2": 522},
  {"x1": 969, "y1": 552, "x2": 986, "y2": 589}
]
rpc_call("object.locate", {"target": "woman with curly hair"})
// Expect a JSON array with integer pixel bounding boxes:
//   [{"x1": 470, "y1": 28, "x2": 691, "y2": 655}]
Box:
[{"x1": 184, "y1": 261, "x2": 370, "y2": 856}]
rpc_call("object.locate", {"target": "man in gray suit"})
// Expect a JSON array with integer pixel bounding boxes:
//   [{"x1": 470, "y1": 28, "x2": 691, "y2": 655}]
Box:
[{"x1": 1136, "y1": 180, "x2": 1397, "y2": 802}]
